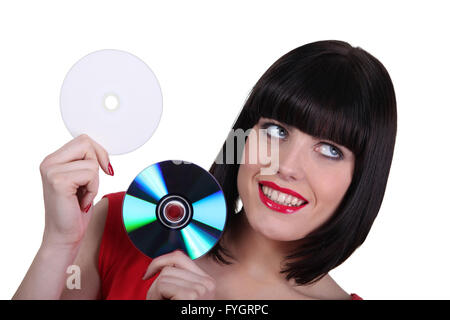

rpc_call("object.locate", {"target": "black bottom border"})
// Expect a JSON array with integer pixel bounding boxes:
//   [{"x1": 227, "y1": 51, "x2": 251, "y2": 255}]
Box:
[{"x1": 3, "y1": 300, "x2": 449, "y2": 318}]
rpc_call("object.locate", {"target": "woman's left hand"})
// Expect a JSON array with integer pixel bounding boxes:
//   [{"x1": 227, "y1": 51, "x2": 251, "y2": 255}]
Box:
[{"x1": 143, "y1": 250, "x2": 216, "y2": 300}]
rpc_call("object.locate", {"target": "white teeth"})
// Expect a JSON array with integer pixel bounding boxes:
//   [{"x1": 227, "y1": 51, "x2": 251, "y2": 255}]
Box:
[
  {"x1": 260, "y1": 184, "x2": 306, "y2": 207},
  {"x1": 270, "y1": 190, "x2": 279, "y2": 201}
]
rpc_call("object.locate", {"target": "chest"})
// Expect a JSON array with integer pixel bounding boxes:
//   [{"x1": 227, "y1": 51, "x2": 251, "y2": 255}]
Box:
[
  {"x1": 211, "y1": 271, "x2": 310, "y2": 300},
  {"x1": 194, "y1": 257, "x2": 317, "y2": 300}
]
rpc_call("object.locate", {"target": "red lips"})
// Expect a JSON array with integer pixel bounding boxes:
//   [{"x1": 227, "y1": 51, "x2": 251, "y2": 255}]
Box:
[{"x1": 258, "y1": 180, "x2": 308, "y2": 214}]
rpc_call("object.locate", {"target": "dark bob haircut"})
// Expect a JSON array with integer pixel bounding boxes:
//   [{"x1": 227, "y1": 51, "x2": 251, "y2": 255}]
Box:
[{"x1": 207, "y1": 40, "x2": 397, "y2": 285}]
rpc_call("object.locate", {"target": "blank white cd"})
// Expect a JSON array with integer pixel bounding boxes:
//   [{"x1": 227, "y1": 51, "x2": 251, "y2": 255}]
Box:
[{"x1": 60, "y1": 49, "x2": 163, "y2": 155}]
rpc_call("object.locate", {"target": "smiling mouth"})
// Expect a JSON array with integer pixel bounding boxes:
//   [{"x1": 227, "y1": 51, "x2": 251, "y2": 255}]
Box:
[{"x1": 258, "y1": 182, "x2": 308, "y2": 214}]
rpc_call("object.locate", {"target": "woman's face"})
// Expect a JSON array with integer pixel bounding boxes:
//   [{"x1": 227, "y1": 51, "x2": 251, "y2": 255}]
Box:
[{"x1": 237, "y1": 117, "x2": 355, "y2": 241}]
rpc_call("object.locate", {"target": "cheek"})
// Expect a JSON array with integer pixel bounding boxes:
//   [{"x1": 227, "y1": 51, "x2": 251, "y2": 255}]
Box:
[
  {"x1": 237, "y1": 133, "x2": 264, "y2": 191},
  {"x1": 237, "y1": 162, "x2": 258, "y2": 198},
  {"x1": 313, "y1": 166, "x2": 353, "y2": 209}
]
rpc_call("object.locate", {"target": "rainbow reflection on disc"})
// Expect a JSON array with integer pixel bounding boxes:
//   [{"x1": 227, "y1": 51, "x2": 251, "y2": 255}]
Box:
[{"x1": 122, "y1": 160, "x2": 227, "y2": 260}]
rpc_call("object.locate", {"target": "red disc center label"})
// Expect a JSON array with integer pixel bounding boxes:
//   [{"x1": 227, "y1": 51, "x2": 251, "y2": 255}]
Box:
[{"x1": 164, "y1": 202, "x2": 185, "y2": 222}]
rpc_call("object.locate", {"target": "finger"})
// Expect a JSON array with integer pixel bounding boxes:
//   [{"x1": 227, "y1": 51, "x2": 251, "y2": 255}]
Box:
[
  {"x1": 69, "y1": 169, "x2": 99, "y2": 211},
  {"x1": 48, "y1": 159, "x2": 99, "y2": 175},
  {"x1": 155, "y1": 275, "x2": 207, "y2": 299},
  {"x1": 46, "y1": 160, "x2": 99, "y2": 209},
  {"x1": 88, "y1": 136, "x2": 113, "y2": 175},
  {"x1": 143, "y1": 250, "x2": 209, "y2": 280},
  {"x1": 147, "y1": 278, "x2": 178, "y2": 300},
  {"x1": 158, "y1": 266, "x2": 215, "y2": 292},
  {"x1": 47, "y1": 168, "x2": 99, "y2": 209},
  {"x1": 43, "y1": 134, "x2": 112, "y2": 176},
  {"x1": 78, "y1": 174, "x2": 99, "y2": 211},
  {"x1": 148, "y1": 277, "x2": 203, "y2": 300}
]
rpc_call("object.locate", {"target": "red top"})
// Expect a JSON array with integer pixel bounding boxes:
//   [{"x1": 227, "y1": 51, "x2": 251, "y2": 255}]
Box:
[
  {"x1": 99, "y1": 192, "x2": 156, "y2": 299},
  {"x1": 98, "y1": 192, "x2": 363, "y2": 300}
]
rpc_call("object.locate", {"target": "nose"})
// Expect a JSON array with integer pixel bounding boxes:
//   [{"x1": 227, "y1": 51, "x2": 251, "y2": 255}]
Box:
[{"x1": 276, "y1": 142, "x2": 307, "y2": 182}]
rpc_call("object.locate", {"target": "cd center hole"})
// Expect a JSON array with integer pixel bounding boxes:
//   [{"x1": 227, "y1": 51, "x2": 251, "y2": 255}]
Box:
[
  {"x1": 164, "y1": 203, "x2": 185, "y2": 222},
  {"x1": 104, "y1": 94, "x2": 119, "y2": 111}
]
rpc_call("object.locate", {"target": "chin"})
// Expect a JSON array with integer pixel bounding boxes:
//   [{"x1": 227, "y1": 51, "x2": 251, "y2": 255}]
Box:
[{"x1": 246, "y1": 211, "x2": 306, "y2": 242}]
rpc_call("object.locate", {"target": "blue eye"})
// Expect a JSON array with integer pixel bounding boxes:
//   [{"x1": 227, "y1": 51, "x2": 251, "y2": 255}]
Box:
[
  {"x1": 317, "y1": 143, "x2": 343, "y2": 160},
  {"x1": 259, "y1": 120, "x2": 345, "y2": 161},
  {"x1": 261, "y1": 122, "x2": 288, "y2": 139}
]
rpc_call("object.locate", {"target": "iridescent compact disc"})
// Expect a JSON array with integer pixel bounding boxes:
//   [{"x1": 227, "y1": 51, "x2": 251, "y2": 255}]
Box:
[{"x1": 122, "y1": 160, "x2": 227, "y2": 260}]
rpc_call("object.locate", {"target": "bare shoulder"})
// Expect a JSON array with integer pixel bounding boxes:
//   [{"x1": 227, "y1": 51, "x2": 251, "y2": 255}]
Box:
[
  {"x1": 60, "y1": 197, "x2": 109, "y2": 299},
  {"x1": 294, "y1": 274, "x2": 351, "y2": 300}
]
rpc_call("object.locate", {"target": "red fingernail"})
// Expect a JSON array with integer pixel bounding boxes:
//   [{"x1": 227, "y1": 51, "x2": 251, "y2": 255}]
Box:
[
  {"x1": 108, "y1": 163, "x2": 114, "y2": 176},
  {"x1": 83, "y1": 203, "x2": 92, "y2": 213}
]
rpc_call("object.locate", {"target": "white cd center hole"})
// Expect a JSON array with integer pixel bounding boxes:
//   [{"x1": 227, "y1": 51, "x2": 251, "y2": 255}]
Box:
[{"x1": 103, "y1": 94, "x2": 120, "y2": 111}]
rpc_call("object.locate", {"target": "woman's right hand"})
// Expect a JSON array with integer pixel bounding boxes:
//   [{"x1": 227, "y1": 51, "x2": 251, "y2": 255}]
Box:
[
  {"x1": 144, "y1": 251, "x2": 216, "y2": 300},
  {"x1": 39, "y1": 134, "x2": 113, "y2": 249}
]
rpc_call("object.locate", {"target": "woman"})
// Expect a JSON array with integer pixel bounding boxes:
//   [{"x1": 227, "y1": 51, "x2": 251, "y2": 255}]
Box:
[{"x1": 13, "y1": 40, "x2": 396, "y2": 300}]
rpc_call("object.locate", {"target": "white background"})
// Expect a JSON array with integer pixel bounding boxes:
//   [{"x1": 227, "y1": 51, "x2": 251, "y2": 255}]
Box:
[{"x1": 1, "y1": 0, "x2": 449, "y2": 300}]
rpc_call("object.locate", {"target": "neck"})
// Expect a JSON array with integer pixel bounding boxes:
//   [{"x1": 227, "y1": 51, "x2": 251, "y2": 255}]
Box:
[{"x1": 223, "y1": 211, "x2": 298, "y2": 284}]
